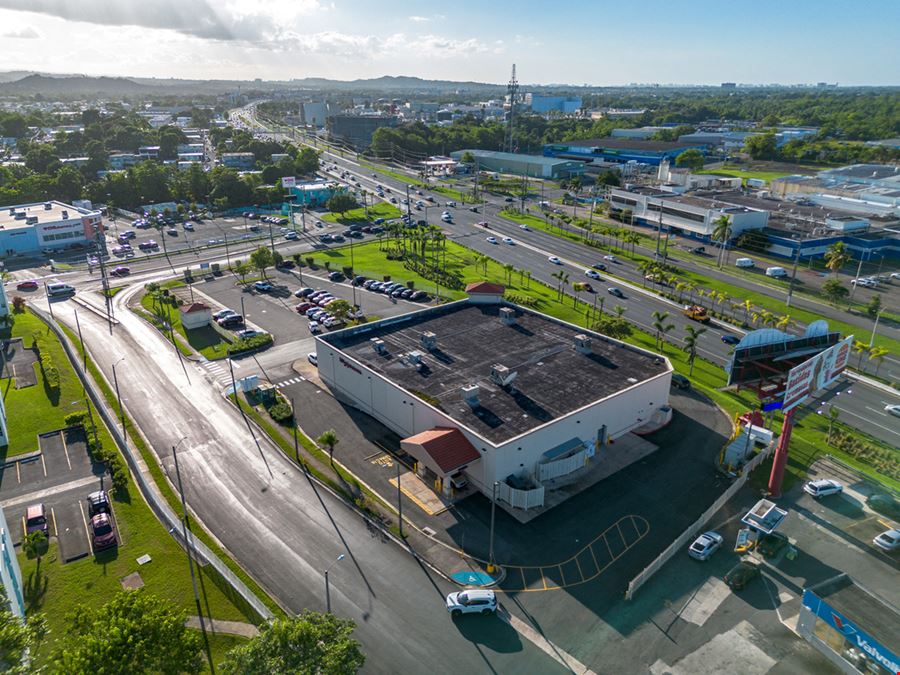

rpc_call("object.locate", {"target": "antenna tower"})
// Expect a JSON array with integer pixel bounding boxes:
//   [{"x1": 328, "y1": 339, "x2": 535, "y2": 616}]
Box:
[{"x1": 505, "y1": 64, "x2": 519, "y2": 153}]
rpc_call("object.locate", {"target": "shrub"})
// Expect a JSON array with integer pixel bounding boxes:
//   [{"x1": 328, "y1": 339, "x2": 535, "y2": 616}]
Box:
[
  {"x1": 305, "y1": 256, "x2": 315, "y2": 268},
  {"x1": 32, "y1": 336, "x2": 60, "y2": 392},
  {"x1": 11, "y1": 296, "x2": 26, "y2": 312},
  {"x1": 65, "y1": 411, "x2": 89, "y2": 426},
  {"x1": 342, "y1": 266, "x2": 354, "y2": 277},
  {"x1": 267, "y1": 400, "x2": 293, "y2": 423},
  {"x1": 229, "y1": 333, "x2": 274, "y2": 355}
]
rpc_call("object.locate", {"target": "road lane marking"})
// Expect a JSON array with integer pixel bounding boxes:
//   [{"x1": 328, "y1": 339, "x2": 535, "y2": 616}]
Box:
[
  {"x1": 837, "y1": 407, "x2": 899, "y2": 438},
  {"x1": 0, "y1": 475, "x2": 101, "y2": 509},
  {"x1": 502, "y1": 611, "x2": 598, "y2": 675}
]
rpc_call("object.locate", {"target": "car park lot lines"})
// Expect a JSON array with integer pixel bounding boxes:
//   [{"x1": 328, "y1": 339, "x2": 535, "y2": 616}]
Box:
[{"x1": 497, "y1": 515, "x2": 649, "y2": 593}]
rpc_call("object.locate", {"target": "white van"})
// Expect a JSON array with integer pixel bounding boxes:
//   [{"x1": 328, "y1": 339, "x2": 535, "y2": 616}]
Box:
[
  {"x1": 735, "y1": 258, "x2": 755, "y2": 268},
  {"x1": 765, "y1": 266, "x2": 788, "y2": 278},
  {"x1": 46, "y1": 282, "x2": 76, "y2": 297}
]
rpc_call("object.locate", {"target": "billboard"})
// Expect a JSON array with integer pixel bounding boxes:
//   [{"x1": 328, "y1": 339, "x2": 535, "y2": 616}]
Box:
[
  {"x1": 782, "y1": 336, "x2": 852, "y2": 412},
  {"x1": 725, "y1": 327, "x2": 841, "y2": 388},
  {"x1": 281, "y1": 176, "x2": 296, "y2": 188}
]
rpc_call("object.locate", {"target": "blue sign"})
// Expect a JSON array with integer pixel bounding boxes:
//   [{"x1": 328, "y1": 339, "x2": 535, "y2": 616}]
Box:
[
  {"x1": 762, "y1": 401, "x2": 783, "y2": 412},
  {"x1": 803, "y1": 589, "x2": 900, "y2": 674}
]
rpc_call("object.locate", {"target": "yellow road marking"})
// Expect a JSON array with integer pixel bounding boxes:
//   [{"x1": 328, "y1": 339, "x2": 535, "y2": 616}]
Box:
[{"x1": 574, "y1": 555, "x2": 584, "y2": 582}]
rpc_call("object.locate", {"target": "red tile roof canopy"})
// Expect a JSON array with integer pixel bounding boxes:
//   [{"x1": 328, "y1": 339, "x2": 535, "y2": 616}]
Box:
[
  {"x1": 402, "y1": 427, "x2": 481, "y2": 474},
  {"x1": 180, "y1": 302, "x2": 210, "y2": 314},
  {"x1": 465, "y1": 281, "x2": 506, "y2": 295}
]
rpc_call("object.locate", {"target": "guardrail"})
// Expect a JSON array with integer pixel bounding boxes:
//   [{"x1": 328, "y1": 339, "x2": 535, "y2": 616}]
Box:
[
  {"x1": 624, "y1": 443, "x2": 773, "y2": 600},
  {"x1": 32, "y1": 305, "x2": 274, "y2": 622}
]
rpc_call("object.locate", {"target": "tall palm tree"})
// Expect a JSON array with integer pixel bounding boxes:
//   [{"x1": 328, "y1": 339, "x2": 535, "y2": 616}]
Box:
[
  {"x1": 316, "y1": 429, "x2": 339, "y2": 464},
  {"x1": 651, "y1": 310, "x2": 673, "y2": 351},
  {"x1": 867, "y1": 346, "x2": 889, "y2": 376},
  {"x1": 775, "y1": 314, "x2": 792, "y2": 331},
  {"x1": 551, "y1": 270, "x2": 566, "y2": 301},
  {"x1": 711, "y1": 215, "x2": 733, "y2": 268},
  {"x1": 852, "y1": 340, "x2": 870, "y2": 370},
  {"x1": 613, "y1": 305, "x2": 627, "y2": 317},
  {"x1": 826, "y1": 405, "x2": 840, "y2": 443},
  {"x1": 23, "y1": 530, "x2": 47, "y2": 579},
  {"x1": 503, "y1": 263, "x2": 515, "y2": 285},
  {"x1": 741, "y1": 299, "x2": 753, "y2": 324},
  {"x1": 824, "y1": 241, "x2": 851, "y2": 278},
  {"x1": 683, "y1": 325, "x2": 707, "y2": 376},
  {"x1": 675, "y1": 282, "x2": 688, "y2": 304}
]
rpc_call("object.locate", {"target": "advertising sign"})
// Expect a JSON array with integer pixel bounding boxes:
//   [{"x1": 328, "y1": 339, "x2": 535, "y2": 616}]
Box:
[
  {"x1": 783, "y1": 336, "x2": 852, "y2": 412},
  {"x1": 281, "y1": 176, "x2": 296, "y2": 188}
]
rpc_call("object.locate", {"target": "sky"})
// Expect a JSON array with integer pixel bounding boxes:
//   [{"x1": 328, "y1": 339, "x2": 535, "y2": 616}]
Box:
[{"x1": 0, "y1": 0, "x2": 898, "y2": 85}]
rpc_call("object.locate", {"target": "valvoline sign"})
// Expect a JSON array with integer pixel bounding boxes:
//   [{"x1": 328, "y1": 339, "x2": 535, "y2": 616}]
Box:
[{"x1": 803, "y1": 589, "x2": 900, "y2": 674}]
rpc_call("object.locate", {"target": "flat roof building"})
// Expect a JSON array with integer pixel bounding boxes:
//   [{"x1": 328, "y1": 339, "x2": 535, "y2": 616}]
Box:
[
  {"x1": 450, "y1": 149, "x2": 584, "y2": 179},
  {"x1": 544, "y1": 138, "x2": 707, "y2": 167},
  {"x1": 316, "y1": 288, "x2": 671, "y2": 510},
  {"x1": 0, "y1": 200, "x2": 103, "y2": 257}
]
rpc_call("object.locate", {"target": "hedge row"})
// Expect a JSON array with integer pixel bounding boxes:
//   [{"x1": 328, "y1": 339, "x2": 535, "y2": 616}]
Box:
[
  {"x1": 64, "y1": 412, "x2": 128, "y2": 494},
  {"x1": 229, "y1": 333, "x2": 274, "y2": 355},
  {"x1": 31, "y1": 333, "x2": 60, "y2": 391}
]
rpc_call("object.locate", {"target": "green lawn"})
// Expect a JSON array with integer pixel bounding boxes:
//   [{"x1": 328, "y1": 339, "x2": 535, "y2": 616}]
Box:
[
  {"x1": 358, "y1": 160, "x2": 426, "y2": 187},
  {"x1": 138, "y1": 290, "x2": 234, "y2": 360},
  {"x1": 204, "y1": 632, "x2": 249, "y2": 673},
  {"x1": 4, "y1": 310, "x2": 258, "y2": 668},
  {"x1": 321, "y1": 202, "x2": 401, "y2": 225}
]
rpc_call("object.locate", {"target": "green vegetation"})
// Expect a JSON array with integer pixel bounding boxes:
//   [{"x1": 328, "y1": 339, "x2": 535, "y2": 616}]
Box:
[
  {"x1": 321, "y1": 201, "x2": 401, "y2": 224},
  {"x1": 695, "y1": 166, "x2": 798, "y2": 184},
  {"x1": 139, "y1": 282, "x2": 234, "y2": 360},
  {"x1": 1, "y1": 313, "x2": 259, "y2": 669},
  {"x1": 229, "y1": 333, "x2": 274, "y2": 355}
]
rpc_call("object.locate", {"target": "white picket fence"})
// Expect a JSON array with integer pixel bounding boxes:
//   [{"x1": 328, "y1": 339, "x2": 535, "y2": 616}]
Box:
[
  {"x1": 537, "y1": 449, "x2": 587, "y2": 482},
  {"x1": 624, "y1": 444, "x2": 773, "y2": 600},
  {"x1": 497, "y1": 481, "x2": 545, "y2": 510}
]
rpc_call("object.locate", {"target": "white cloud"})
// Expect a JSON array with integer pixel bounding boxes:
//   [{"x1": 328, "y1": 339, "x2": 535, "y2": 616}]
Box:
[
  {"x1": 2, "y1": 25, "x2": 39, "y2": 38},
  {"x1": 409, "y1": 16, "x2": 429, "y2": 22}
]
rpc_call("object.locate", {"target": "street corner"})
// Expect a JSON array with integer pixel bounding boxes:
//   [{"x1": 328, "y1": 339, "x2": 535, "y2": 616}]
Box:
[{"x1": 450, "y1": 560, "x2": 506, "y2": 588}]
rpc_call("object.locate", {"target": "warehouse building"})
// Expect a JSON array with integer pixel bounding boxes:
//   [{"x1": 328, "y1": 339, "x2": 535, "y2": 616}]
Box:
[
  {"x1": 449, "y1": 149, "x2": 584, "y2": 179},
  {"x1": 220, "y1": 152, "x2": 256, "y2": 170},
  {"x1": 315, "y1": 284, "x2": 672, "y2": 511},
  {"x1": 0, "y1": 200, "x2": 103, "y2": 256},
  {"x1": 326, "y1": 113, "x2": 398, "y2": 150},
  {"x1": 543, "y1": 138, "x2": 707, "y2": 167}
]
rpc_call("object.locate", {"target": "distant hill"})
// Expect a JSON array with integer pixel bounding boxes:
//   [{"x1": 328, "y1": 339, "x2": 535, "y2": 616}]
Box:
[{"x1": 0, "y1": 74, "x2": 151, "y2": 95}]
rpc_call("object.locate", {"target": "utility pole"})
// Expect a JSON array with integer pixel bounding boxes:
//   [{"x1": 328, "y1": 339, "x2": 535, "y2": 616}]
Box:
[
  {"x1": 396, "y1": 460, "x2": 403, "y2": 538},
  {"x1": 786, "y1": 243, "x2": 801, "y2": 308},
  {"x1": 488, "y1": 481, "x2": 499, "y2": 573},
  {"x1": 846, "y1": 254, "x2": 866, "y2": 308}
]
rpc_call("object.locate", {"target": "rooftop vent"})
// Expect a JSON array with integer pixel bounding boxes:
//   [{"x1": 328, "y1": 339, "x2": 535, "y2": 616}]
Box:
[
  {"x1": 420, "y1": 331, "x2": 437, "y2": 351},
  {"x1": 574, "y1": 334, "x2": 592, "y2": 354},
  {"x1": 43, "y1": 202, "x2": 52, "y2": 210},
  {"x1": 61, "y1": 210, "x2": 68, "y2": 219},
  {"x1": 499, "y1": 307, "x2": 516, "y2": 326},
  {"x1": 490, "y1": 363, "x2": 518, "y2": 389},
  {"x1": 461, "y1": 384, "x2": 480, "y2": 409},
  {"x1": 370, "y1": 338, "x2": 387, "y2": 354},
  {"x1": 25, "y1": 216, "x2": 38, "y2": 225},
  {"x1": 407, "y1": 350, "x2": 423, "y2": 365},
  {"x1": 14, "y1": 212, "x2": 26, "y2": 220},
  {"x1": 8, "y1": 208, "x2": 14, "y2": 215}
]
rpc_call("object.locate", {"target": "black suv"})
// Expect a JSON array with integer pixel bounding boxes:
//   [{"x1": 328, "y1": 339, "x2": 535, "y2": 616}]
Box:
[{"x1": 218, "y1": 314, "x2": 245, "y2": 328}]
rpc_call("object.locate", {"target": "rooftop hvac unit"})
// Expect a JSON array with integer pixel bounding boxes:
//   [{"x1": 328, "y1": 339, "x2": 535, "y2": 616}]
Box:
[
  {"x1": 574, "y1": 334, "x2": 592, "y2": 354},
  {"x1": 499, "y1": 307, "x2": 516, "y2": 325},
  {"x1": 407, "y1": 350, "x2": 423, "y2": 365},
  {"x1": 14, "y1": 212, "x2": 26, "y2": 220},
  {"x1": 25, "y1": 216, "x2": 37, "y2": 224},
  {"x1": 490, "y1": 363, "x2": 518, "y2": 388},
  {"x1": 370, "y1": 338, "x2": 387, "y2": 354},
  {"x1": 61, "y1": 211, "x2": 69, "y2": 219},
  {"x1": 461, "y1": 384, "x2": 480, "y2": 409},
  {"x1": 43, "y1": 202, "x2": 52, "y2": 210},
  {"x1": 420, "y1": 331, "x2": 437, "y2": 351}
]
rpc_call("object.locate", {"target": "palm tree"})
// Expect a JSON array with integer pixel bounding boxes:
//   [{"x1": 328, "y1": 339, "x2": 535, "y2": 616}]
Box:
[
  {"x1": 776, "y1": 314, "x2": 792, "y2": 331},
  {"x1": 867, "y1": 346, "x2": 889, "y2": 376},
  {"x1": 23, "y1": 530, "x2": 47, "y2": 579},
  {"x1": 826, "y1": 405, "x2": 840, "y2": 443},
  {"x1": 551, "y1": 270, "x2": 565, "y2": 301},
  {"x1": 675, "y1": 282, "x2": 688, "y2": 304},
  {"x1": 613, "y1": 304, "x2": 627, "y2": 317},
  {"x1": 685, "y1": 281, "x2": 698, "y2": 304},
  {"x1": 741, "y1": 299, "x2": 753, "y2": 324},
  {"x1": 852, "y1": 340, "x2": 869, "y2": 370},
  {"x1": 503, "y1": 263, "x2": 514, "y2": 285},
  {"x1": 651, "y1": 310, "x2": 674, "y2": 351},
  {"x1": 316, "y1": 429, "x2": 339, "y2": 464},
  {"x1": 683, "y1": 325, "x2": 707, "y2": 375},
  {"x1": 711, "y1": 215, "x2": 733, "y2": 268},
  {"x1": 824, "y1": 241, "x2": 851, "y2": 278},
  {"x1": 525, "y1": 270, "x2": 532, "y2": 289}
]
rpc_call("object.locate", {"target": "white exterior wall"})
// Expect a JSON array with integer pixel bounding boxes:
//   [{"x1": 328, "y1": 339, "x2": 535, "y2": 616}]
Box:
[
  {"x1": 0, "y1": 281, "x2": 8, "y2": 318},
  {"x1": 316, "y1": 336, "x2": 672, "y2": 496}
]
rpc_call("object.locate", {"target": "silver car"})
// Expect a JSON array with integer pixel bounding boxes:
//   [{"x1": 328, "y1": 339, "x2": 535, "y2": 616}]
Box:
[{"x1": 688, "y1": 531, "x2": 724, "y2": 561}]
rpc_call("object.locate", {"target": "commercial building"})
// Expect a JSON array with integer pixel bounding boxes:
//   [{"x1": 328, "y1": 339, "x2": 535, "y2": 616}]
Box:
[
  {"x1": 449, "y1": 149, "x2": 584, "y2": 179},
  {"x1": 138, "y1": 145, "x2": 160, "y2": 160},
  {"x1": 798, "y1": 574, "x2": 899, "y2": 675},
  {"x1": 315, "y1": 285, "x2": 672, "y2": 510},
  {"x1": 301, "y1": 101, "x2": 331, "y2": 127},
  {"x1": 0, "y1": 200, "x2": 103, "y2": 256},
  {"x1": 608, "y1": 186, "x2": 768, "y2": 239},
  {"x1": 530, "y1": 95, "x2": 582, "y2": 115},
  {"x1": 543, "y1": 138, "x2": 707, "y2": 167},
  {"x1": 0, "y1": 505, "x2": 25, "y2": 618},
  {"x1": 326, "y1": 113, "x2": 398, "y2": 150},
  {"x1": 220, "y1": 152, "x2": 256, "y2": 170},
  {"x1": 0, "y1": 279, "x2": 8, "y2": 320},
  {"x1": 285, "y1": 179, "x2": 347, "y2": 208},
  {"x1": 610, "y1": 127, "x2": 670, "y2": 140}
]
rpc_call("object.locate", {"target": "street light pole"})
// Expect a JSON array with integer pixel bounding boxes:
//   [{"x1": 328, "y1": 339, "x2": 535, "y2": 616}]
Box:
[
  {"x1": 111, "y1": 356, "x2": 126, "y2": 442},
  {"x1": 786, "y1": 243, "x2": 802, "y2": 308},
  {"x1": 324, "y1": 553, "x2": 345, "y2": 613},
  {"x1": 869, "y1": 309, "x2": 884, "y2": 348},
  {"x1": 396, "y1": 460, "x2": 403, "y2": 538},
  {"x1": 488, "y1": 480, "x2": 499, "y2": 573}
]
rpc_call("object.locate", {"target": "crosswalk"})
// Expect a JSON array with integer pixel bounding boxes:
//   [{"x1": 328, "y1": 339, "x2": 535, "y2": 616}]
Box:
[
  {"x1": 198, "y1": 358, "x2": 233, "y2": 387},
  {"x1": 274, "y1": 376, "x2": 304, "y2": 389}
]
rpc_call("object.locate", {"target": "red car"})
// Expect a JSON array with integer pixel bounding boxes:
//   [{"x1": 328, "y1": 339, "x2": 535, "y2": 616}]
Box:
[
  {"x1": 16, "y1": 280, "x2": 39, "y2": 291},
  {"x1": 295, "y1": 302, "x2": 313, "y2": 313},
  {"x1": 90, "y1": 513, "x2": 117, "y2": 550}
]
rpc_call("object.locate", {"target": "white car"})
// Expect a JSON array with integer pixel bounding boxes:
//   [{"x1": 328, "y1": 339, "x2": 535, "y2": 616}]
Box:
[
  {"x1": 873, "y1": 529, "x2": 900, "y2": 551},
  {"x1": 502, "y1": 237, "x2": 515, "y2": 245},
  {"x1": 688, "y1": 531, "x2": 724, "y2": 561},
  {"x1": 446, "y1": 589, "x2": 497, "y2": 617},
  {"x1": 603, "y1": 255, "x2": 618, "y2": 263},
  {"x1": 446, "y1": 201, "x2": 456, "y2": 207},
  {"x1": 585, "y1": 270, "x2": 601, "y2": 280},
  {"x1": 213, "y1": 308, "x2": 236, "y2": 320},
  {"x1": 307, "y1": 352, "x2": 318, "y2": 366},
  {"x1": 803, "y1": 479, "x2": 843, "y2": 498},
  {"x1": 884, "y1": 404, "x2": 900, "y2": 418},
  {"x1": 519, "y1": 224, "x2": 530, "y2": 231},
  {"x1": 548, "y1": 256, "x2": 561, "y2": 264},
  {"x1": 486, "y1": 236, "x2": 498, "y2": 244}
]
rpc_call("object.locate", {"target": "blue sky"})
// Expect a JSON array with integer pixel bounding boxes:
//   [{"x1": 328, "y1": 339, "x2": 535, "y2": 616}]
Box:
[{"x1": 0, "y1": 0, "x2": 897, "y2": 84}]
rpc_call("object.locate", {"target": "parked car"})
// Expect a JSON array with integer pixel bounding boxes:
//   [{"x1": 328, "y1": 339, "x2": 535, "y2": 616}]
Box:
[
  {"x1": 548, "y1": 256, "x2": 561, "y2": 264},
  {"x1": 213, "y1": 308, "x2": 236, "y2": 320},
  {"x1": 410, "y1": 291, "x2": 428, "y2": 301},
  {"x1": 90, "y1": 513, "x2": 118, "y2": 550},
  {"x1": 607, "y1": 287, "x2": 625, "y2": 298},
  {"x1": 724, "y1": 561, "x2": 761, "y2": 590},
  {"x1": 16, "y1": 280, "x2": 39, "y2": 290},
  {"x1": 295, "y1": 287, "x2": 315, "y2": 297},
  {"x1": 688, "y1": 531, "x2": 724, "y2": 561},
  {"x1": 757, "y1": 532, "x2": 789, "y2": 558},
  {"x1": 401, "y1": 288, "x2": 414, "y2": 299},
  {"x1": 218, "y1": 314, "x2": 244, "y2": 328},
  {"x1": 236, "y1": 329, "x2": 264, "y2": 340},
  {"x1": 671, "y1": 374, "x2": 691, "y2": 390},
  {"x1": 254, "y1": 281, "x2": 274, "y2": 292},
  {"x1": 307, "y1": 353, "x2": 318, "y2": 366},
  {"x1": 352, "y1": 275, "x2": 366, "y2": 286},
  {"x1": 803, "y1": 479, "x2": 843, "y2": 499},
  {"x1": 295, "y1": 302, "x2": 312, "y2": 313},
  {"x1": 86, "y1": 490, "x2": 111, "y2": 518},
  {"x1": 721, "y1": 335, "x2": 741, "y2": 345},
  {"x1": 138, "y1": 240, "x2": 159, "y2": 251},
  {"x1": 328, "y1": 271, "x2": 345, "y2": 282},
  {"x1": 872, "y1": 529, "x2": 900, "y2": 551},
  {"x1": 446, "y1": 589, "x2": 498, "y2": 617},
  {"x1": 24, "y1": 504, "x2": 49, "y2": 536}
]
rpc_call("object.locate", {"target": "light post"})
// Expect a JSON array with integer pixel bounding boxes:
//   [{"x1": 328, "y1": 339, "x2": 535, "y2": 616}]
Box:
[
  {"x1": 488, "y1": 480, "x2": 499, "y2": 573},
  {"x1": 869, "y1": 308, "x2": 884, "y2": 348},
  {"x1": 111, "y1": 356, "x2": 126, "y2": 442},
  {"x1": 324, "y1": 553, "x2": 345, "y2": 613}
]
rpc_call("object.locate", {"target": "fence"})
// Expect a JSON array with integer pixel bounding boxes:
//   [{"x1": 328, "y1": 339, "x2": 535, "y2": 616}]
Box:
[
  {"x1": 33, "y1": 306, "x2": 274, "y2": 622},
  {"x1": 537, "y1": 449, "x2": 587, "y2": 482},
  {"x1": 624, "y1": 443, "x2": 774, "y2": 600},
  {"x1": 497, "y1": 481, "x2": 545, "y2": 510}
]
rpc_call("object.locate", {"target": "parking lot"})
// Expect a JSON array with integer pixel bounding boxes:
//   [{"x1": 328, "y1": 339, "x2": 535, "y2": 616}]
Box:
[
  {"x1": 189, "y1": 264, "x2": 426, "y2": 347},
  {"x1": 0, "y1": 426, "x2": 115, "y2": 562}
]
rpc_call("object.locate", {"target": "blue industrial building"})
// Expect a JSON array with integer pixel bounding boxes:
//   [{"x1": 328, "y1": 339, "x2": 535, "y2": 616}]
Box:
[
  {"x1": 543, "y1": 138, "x2": 706, "y2": 167},
  {"x1": 530, "y1": 95, "x2": 582, "y2": 115}
]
